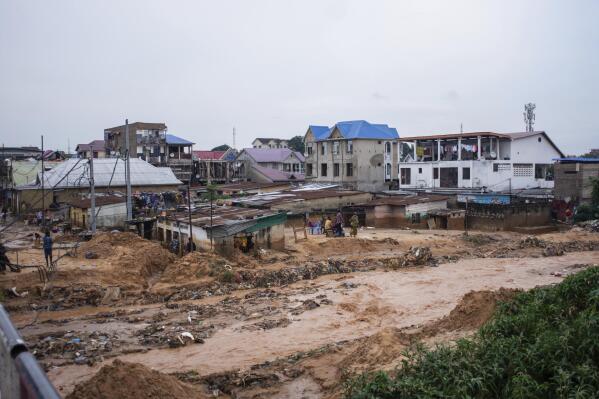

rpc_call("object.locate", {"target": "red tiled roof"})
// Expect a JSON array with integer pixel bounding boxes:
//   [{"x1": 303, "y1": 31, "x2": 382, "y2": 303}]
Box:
[{"x1": 193, "y1": 150, "x2": 226, "y2": 160}]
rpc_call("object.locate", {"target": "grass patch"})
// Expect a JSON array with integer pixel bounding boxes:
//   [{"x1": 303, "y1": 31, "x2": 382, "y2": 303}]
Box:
[{"x1": 345, "y1": 266, "x2": 599, "y2": 398}]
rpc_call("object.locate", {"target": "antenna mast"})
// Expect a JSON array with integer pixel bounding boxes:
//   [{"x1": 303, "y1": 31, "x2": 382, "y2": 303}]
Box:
[
  {"x1": 232, "y1": 127, "x2": 236, "y2": 150},
  {"x1": 523, "y1": 103, "x2": 536, "y2": 132}
]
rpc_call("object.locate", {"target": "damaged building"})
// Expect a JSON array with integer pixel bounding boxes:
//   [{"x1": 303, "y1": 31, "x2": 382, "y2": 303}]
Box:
[{"x1": 157, "y1": 206, "x2": 287, "y2": 256}]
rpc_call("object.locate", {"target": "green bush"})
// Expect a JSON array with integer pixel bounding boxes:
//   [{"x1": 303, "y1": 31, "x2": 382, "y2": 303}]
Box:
[
  {"x1": 345, "y1": 267, "x2": 599, "y2": 398},
  {"x1": 573, "y1": 204, "x2": 599, "y2": 223}
]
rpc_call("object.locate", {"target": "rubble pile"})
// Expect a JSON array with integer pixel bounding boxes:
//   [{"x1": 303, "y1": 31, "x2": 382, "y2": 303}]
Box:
[
  {"x1": 136, "y1": 321, "x2": 214, "y2": 348},
  {"x1": 384, "y1": 246, "x2": 435, "y2": 269},
  {"x1": 519, "y1": 236, "x2": 546, "y2": 248},
  {"x1": 542, "y1": 243, "x2": 565, "y2": 257},
  {"x1": 579, "y1": 220, "x2": 599, "y2": 232},
  {"x1": 30, "y1": 330, "x2": 121, "y2": 367}
]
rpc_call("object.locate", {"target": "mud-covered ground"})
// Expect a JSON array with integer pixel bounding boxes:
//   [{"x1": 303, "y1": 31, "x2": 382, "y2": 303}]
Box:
[{"x1": 2, "y1": 224, "x2": 599, "y2": 398}]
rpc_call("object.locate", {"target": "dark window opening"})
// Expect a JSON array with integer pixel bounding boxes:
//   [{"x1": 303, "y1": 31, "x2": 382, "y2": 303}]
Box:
[
  {"x1": 411, "y1": 213, "x2": 421, "y2": 224},
  {"x1": 433, "y1": 168, "x2": 439, "y2": 179},
  {"x1": 346, "y1": 163, "x2": 353, "y2": 177},
  {"x1": 333, "y1": 163, "x2": 340, "y2": 177},
  {"x1": 321, "y1": 163, "x2": 328, "y2": 176},
  {"x1": 462, "y1": 167, "x2": 470, "y2": 180},
  {"x1": 400, "y1": 168, "x2": 411, "y2": 185},
  {"x1": 306, "y1": 163, "x2": 313, "y2": 177},
  {"x1": 418, "y1": 167, "x2": 422, "y2": 174}
]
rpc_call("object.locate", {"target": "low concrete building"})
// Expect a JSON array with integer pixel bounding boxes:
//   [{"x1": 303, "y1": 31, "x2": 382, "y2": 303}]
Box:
[
  {"x1": 14, "y1": 158, "x2": 182, "y2": 212},
  {"x1": 357, "y1": 195, "x2": 449, "y2": 228},
  {"x1": 554, "y1": 157, "x2": 599, "y2": 205},
  {"x1": 304, "y1": 120, "x2": 400, "y2": 192},
  {"x1": 157, "y1": 206, "x2": 286, "y2": 256},
  {"x1": 76, "y1": 140, "x2": 106, "y2": 159},
  {"x1": 67, "y1": 195, "x2": 126, "y2": 229}
]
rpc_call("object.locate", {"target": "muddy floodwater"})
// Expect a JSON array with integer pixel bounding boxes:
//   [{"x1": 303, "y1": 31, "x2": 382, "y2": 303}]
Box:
[{"x1": 44, "y1": 251, "x2": 599, "y2": 394}]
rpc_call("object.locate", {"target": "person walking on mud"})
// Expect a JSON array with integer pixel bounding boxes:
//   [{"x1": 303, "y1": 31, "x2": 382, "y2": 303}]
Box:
[
  {"x1": 43, "y1": 230, "x2": 53, "y2": 268},
  {"x1": 186, "y1": 237, "x2": 196, "y2": 253},
  {"x1": 350, "y1": 212, "x2": 359, "y2": 237}
]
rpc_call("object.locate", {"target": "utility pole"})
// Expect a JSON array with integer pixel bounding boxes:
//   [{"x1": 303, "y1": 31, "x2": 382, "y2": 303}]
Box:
[
  {"x1": 187, "y1": 144, "x2": 193, "y2": 251},
  {"x1": 232, "y1": 127, "x2": 236, "y2": 150},
  {"x1": 41, "y1": 135, "x2": 45, "y2": 228},
  {"x1": 125, "y1": 119, "x2": 132, "y2": 220},
  {"x1": 89, "y1": 147, "x2": 96, "y2": 233},
  {"x1": 209, "y1": 188, "x2": 213, "y2": 252}
]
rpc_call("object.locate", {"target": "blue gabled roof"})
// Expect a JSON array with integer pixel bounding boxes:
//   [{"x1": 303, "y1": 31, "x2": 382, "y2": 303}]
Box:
[
  {"x1": 165, "y1": 134, "x2": 194, "y2": 145},
  {"x1": 313, "y1": 120, "x2": 398, "y2": 141},
  {"x1": 308, "y1": 125, "x2": 330, "y2": 140}
]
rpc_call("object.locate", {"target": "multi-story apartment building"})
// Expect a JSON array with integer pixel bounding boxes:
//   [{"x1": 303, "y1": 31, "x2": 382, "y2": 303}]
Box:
[
  {"x1": 303, "y1": 120, "x2": 399, "y2": 192},
  {"x1": 104, "y1": 122, "x2": 194, "y2": 182},
  {"x1": 252, "y1": 138, "x2": 289, "y2": 149},
  {"x1": 397, "y1": 131, "x2": 564, "y2": 192}
]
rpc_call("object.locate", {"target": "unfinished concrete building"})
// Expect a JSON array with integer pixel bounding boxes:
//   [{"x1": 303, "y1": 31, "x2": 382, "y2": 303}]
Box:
[
  {"x1": 304, "y1": 120, "x2": 399, "y2": 192},
  {"x1": 554, "y1": 157, "x2": 599, "y2": 205}
]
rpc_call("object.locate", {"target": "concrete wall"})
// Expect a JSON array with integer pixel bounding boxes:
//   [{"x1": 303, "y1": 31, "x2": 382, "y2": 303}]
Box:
[
  {"x1": 554, "y1": 163, "x2": 599, "y2": 204},
  {"x1": 364, "y1": 200, "x2": 447, "y2": 228},
  {"x1": 305, "y1": 139, "x2": 397, "y2": 192},
  {"x1": 465, "y1": 203, "x2": 552, "y2": 231}
]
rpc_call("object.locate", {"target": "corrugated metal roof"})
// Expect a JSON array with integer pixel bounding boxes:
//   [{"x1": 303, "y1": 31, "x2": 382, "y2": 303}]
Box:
[
  {"x1": 308, "y1": 125, "x2": 330, "y2": 140},
  {"x1": 20, "y1": 158, "x2": 182, "y2": 189},
  {"x1": 165, "y1": 134, "x2": 194, "y2": 145}
]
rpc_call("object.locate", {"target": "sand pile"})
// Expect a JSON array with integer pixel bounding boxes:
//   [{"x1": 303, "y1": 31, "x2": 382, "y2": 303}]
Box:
[
  {"x1": 78, "y1": 232, "x2": 176, "y2": 285},
  {"x1": 66, "y1": 359, "x2": 207, "y2": 399},
  {"x1": 159, "y1": 252, "x2": 232, "y2": 284},
  {"x1": 426, "y1": 288, "x2": 518, "y2": 333}
]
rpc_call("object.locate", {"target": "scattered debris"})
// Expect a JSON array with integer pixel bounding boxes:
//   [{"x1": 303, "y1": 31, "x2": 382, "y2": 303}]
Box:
[{"x1": 384, "y1": 246, "x2": 435, "y2": 269}]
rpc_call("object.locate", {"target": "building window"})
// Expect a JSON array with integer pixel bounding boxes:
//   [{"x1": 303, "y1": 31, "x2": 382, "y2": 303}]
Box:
[
  {"x1": 385, "y1": 163, "x2": 392, "y2": 181},
  {"x1": 535, "y1": 164, "x2": 554, "y2": 180},
  {"x1": 321, "y1": 163, "x2": 328, "y2": 176},
  {"x1": 306, "y1": 144, "x2": 313, "y2": 155},
  {"x1": 400, "y1": 168, "x2": 411, "y2": 185},
  {"x1": 493, "y1": 163, "x2": 511, "y2": 172},
  {"x1": 333, "y1": 163, "x2": 340, "y2": 177},
  {"x1": 433, "y1": 168, "x2": 439, "y2": 179},
  {"x1": 293, "y1": 164, "x2": 300, "y2": 172},
  {"x1": 513, "y1": 163, "x2": 533, "y2": 177},
  {"x1": 346, "y1": 163, "x2": 353, "y2": 177},
  {"x1": 333, "y1": 141, "x2": 340, "y2": 155},
  {"x1": 321, "y1": 142, "x2": 327, "y2": 155},
  {"x1": 306, "y1": 163, "x2": 313, "y2": 177},
  {"x1": 418, "y1": 167, "x2": 422, "y2": 174},
  {"x1": 378, "y1": 140, "x2": 382, "y2": 145},
  {"x1": 462, "y1": 167, "x2": 470, "y2": 180},
  {"x1": 385, "y1": 142, "x2": 391, "y2": 154},
  {"x1": 347, "y1": 140, "x2": 353, "y2": 154}
]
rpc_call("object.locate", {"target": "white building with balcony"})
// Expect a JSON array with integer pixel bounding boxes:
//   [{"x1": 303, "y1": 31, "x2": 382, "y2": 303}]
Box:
[{"x1": 397, "y1": 131, "x2": 564, "y2": 192}]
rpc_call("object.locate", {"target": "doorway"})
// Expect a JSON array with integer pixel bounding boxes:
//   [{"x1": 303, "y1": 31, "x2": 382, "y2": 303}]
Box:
[{"x1": 440, "y1": 167, "x2": 458, "y2": 188}]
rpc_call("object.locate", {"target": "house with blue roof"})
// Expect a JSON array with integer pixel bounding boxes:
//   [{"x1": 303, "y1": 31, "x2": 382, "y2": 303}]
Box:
[{"x1": 304, "y1": 120, "x2": 400, "y2": 192}]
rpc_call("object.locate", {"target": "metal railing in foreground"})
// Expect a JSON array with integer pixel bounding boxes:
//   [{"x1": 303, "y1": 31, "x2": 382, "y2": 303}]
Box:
[{"x1": 0, "y1": 305, "x2": 60, "y2": 399}]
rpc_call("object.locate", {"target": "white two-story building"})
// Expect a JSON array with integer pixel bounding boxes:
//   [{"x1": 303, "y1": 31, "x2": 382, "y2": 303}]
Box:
[{"x1": 397, "y1": 131, "x2": 564, "y2": 192}]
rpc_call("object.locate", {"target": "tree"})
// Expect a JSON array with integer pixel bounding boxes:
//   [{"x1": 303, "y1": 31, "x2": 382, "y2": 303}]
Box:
[
  {"x1": 288, "y1": 136, "x2": 305, "y2": 153},
  {"x1": 211, "y1": 144, "x2": 230, "y2": 151}
]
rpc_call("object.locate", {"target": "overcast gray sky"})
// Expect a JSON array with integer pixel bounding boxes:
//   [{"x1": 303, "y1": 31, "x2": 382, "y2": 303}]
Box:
[{"x1": 1, "y1": 0, "x2": 597, "y2": 154}]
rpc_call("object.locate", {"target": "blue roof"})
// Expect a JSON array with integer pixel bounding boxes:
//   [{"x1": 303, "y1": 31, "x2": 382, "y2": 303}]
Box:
[
  {"x1": 554, "y1": 157, "x2": 599, "y2": 164},
  {"x1": 165, "y1": 134, "x2": 194, "y2": 145},
  {"x1": 308, "y1": 125, "x2": 331, "y2": 140},
  {"x1": 314, "y1": 120, "x2": 399, "y2": 141}
]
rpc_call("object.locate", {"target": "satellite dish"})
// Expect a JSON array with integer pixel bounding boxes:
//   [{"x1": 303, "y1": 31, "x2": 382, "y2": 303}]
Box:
[
  {"x1": 170, "y1": 153, "x2": 175, "y2": 158},
  {"x1": 490, "y1": 151, "x2": 497, "y2": 158}
]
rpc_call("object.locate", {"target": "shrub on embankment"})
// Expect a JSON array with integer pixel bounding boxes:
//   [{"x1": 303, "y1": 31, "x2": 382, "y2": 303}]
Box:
[{"x1": 345, "y1": 266, "x2": 599, "y2": 398}]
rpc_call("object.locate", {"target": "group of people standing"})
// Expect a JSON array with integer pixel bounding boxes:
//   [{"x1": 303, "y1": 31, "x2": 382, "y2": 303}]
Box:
[{"x1": 307, "y1": 211, "x2": 360, "y2": 238}]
